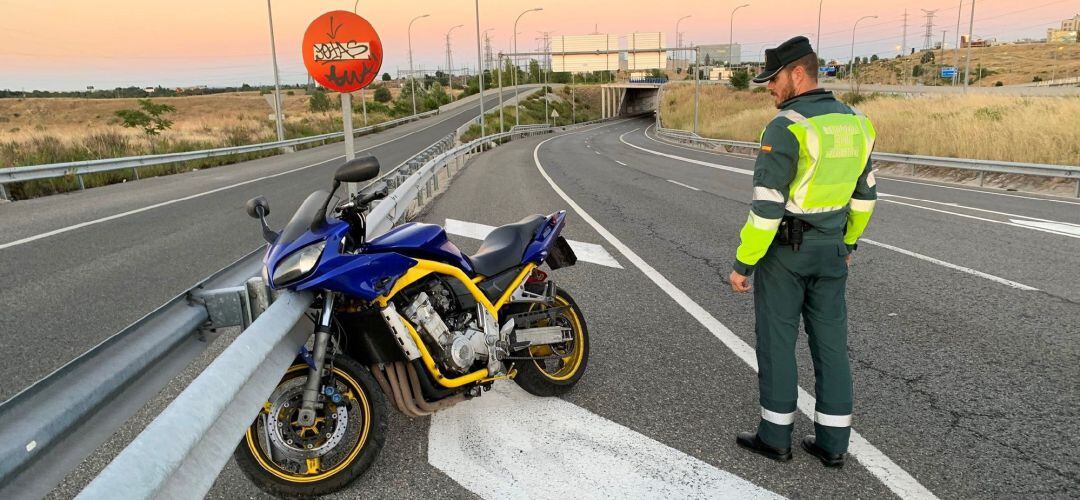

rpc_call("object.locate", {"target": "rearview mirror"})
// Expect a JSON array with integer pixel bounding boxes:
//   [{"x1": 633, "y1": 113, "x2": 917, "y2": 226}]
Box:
[
  {"x1": 246, "y1": 196, "x2": 270, "y2": 219},
  {"x1": 334, "y1": 156, "x2": 381, "y2": 183}
]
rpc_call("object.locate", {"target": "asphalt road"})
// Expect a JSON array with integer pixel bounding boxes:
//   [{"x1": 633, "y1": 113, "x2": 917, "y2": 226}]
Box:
[
  {"x1": 214, "y1": 117, "x2": 1076, "y2": 498},
  {"x1": 0, "y1": 86, "x2": 531, "y2": 403},
  {"x1": 9, "y1": 111, "x2": 1078, "y2": 498}
]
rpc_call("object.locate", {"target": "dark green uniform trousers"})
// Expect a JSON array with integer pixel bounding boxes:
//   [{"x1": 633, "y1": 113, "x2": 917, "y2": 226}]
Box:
[{"x1": 754, "y1": 236, "x2": 853, "y2": 454}]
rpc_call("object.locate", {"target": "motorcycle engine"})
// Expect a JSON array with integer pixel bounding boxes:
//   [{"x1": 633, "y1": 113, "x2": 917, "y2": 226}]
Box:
[{"x1": 401, "y1": 279, "x2": 491, "y2": 375}]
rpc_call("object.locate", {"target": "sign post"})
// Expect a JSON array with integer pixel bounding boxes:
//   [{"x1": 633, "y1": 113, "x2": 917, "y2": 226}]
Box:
[{"x1": 302, "y1": 11, "x2": 384, "y2": 195}]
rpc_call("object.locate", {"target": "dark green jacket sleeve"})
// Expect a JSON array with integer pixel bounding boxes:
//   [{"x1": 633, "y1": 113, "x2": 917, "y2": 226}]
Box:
[
  {"x1": 733, "y1": 119, "x2": 799, "y2": 276},
  {"x1": 844, "y1": 150, "x2": 878, "y2": 250}
]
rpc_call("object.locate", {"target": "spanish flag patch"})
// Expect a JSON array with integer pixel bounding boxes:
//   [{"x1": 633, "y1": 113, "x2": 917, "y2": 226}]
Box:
[{"x1": 761, "y1": 144, "x2": 773, "y2": 152}]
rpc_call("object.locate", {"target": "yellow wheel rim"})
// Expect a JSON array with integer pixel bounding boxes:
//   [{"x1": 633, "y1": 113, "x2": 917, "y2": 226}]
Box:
[
  {"x1": 245, "y1": 364, "x2": 371, "y2": 483},
  {"x1": 528, "y1": 295, "x2": 585, "y2": 381}
]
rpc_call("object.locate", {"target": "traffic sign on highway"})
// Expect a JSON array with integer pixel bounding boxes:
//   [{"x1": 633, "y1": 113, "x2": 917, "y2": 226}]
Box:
[
  {"x1": 941, "y1": 67, "x2": 958, "y2": 78},
  {"x1": 551, "y1": 109, "x2": 560, "y2": 119},
  {"x1": 302, "y1": 11, "x2": 383, "y2": 93}
]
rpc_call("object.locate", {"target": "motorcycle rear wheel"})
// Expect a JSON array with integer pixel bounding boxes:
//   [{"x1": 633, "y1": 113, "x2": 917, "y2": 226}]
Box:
[
  {"x1": 234, "y1": 354, "x2": 387, "y2": 498},
  {"x1": 511, "y1": 284, "x2": 590, "y2": 397}
]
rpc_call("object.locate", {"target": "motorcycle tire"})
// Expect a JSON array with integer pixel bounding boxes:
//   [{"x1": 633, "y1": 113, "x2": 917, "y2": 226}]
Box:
[
  {"x1": 510, "y1": 284, "x2": 590, "y2": 397},
  {"x1": 234, "y1": 354, "x2": 388, "y2": 498}
]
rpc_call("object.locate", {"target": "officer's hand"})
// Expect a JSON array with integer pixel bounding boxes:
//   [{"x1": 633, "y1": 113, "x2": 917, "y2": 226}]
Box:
[
  {"x1": 729, "y1": 271, "x2": 751, "y2": 293},
  {"x1": 845, "y1": 254, "x2": 853, "y2": 267}
]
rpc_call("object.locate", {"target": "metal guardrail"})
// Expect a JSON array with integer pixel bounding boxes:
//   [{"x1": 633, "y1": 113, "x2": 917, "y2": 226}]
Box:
[
  {"x1": 0, "y1": 110, "x2": 439, "y2": 200},
  {"x1": 653, "y1": 124, "x2": 1080, "y2": 197},
  {"x1": 14, "y1": 118, "x2": 613, "y2": 498}
]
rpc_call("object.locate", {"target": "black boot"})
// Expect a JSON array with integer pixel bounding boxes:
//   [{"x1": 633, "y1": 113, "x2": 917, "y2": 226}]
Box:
[
  {"x1": 801, "y1": 436, "x2": 845, "y2": 467},
  {"x1": 736, "y1": 432, "x2": 792, "y2": 462}
]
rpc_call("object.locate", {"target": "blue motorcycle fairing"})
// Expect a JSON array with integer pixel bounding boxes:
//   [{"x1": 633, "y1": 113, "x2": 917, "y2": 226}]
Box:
[
  {"x1": 522, "y1": 210, "x2": 568, "y2": 265},
  {"x1": 264, "y1": 214, "x2": 348, "y2": 290},
  {"x1": 363, "y1": 222, "x2": 474, "y2": 274}
]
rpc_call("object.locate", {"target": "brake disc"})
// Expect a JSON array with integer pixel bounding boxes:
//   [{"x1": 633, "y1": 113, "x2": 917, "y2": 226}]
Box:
[{"x1": 264, "y1": 377, "x2": 350, "y2": 463}]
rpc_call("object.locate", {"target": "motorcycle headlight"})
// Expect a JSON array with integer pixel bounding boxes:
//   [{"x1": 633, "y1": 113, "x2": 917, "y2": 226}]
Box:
[{"x1": 271, "y1": 241, "x2": 326, "y2": 287}]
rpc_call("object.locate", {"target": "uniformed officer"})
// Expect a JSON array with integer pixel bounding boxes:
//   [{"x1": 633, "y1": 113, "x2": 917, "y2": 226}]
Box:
[{"x1": 729, "y1": 36, "x2": 877, "y2": 467}]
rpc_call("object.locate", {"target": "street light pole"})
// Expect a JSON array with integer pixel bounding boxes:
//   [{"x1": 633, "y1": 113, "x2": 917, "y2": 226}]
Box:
[
  {"x1": 849, "y1": 15, "x2": 877, "y2": 85},
  {"x1": 816, "y1": 0, "x2": 823, "y2": 52},
  {"x1": 446, "y1": 24, "x2": 464, "y2": 102},
  {"x1": 676, "y1": 15, "x2": 691, "y2": 70},
  {"x1": 729, "y1": 4, "x2": 749, "y2": 68},
  {"x1": 474, "y1": 2, "x2": 485, "y2": 136},
  {"x1": 962, "y1": 0, "x2": 975, "y2": 92},
  {"x1": 265, "y1": 0, "x2": 284, "y2": 144},
  {"x1": 953, "y1": 0, "x2": 962, "y2": 85},
  {"x1": 693, "y1": 46, "x2": 700, "y2": 134},
  {"x1": 513, "y1": 7, "x2": 543, "y2": 128},
  {"x1": 408, "y1": 14, "x2": 430, "y2": 116}
]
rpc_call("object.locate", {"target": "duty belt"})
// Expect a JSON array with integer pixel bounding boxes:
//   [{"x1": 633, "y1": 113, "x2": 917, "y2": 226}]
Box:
[{"x1": 776, "y1": 217, "x2": 813, "y2": 252}]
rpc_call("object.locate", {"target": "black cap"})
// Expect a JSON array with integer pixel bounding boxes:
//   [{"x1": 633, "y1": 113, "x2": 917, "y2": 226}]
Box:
[{"x1": 753, "y1": 36, "x2": 815, "y2": 83}]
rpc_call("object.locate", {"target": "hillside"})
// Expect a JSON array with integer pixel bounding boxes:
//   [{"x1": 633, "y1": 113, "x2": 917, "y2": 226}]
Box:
[{"x1": 851, "y1": 42, "x2": 1080, "y2": 87}]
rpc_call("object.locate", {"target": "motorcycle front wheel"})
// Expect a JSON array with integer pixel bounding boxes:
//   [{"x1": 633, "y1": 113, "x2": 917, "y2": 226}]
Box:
[{"x1": 234, "y1": 354, "x2": 388, "y2": 498}]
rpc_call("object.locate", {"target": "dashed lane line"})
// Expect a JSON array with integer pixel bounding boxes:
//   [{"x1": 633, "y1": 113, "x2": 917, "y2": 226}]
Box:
[
  {"x1": 534, "y1": 128, "x2": 939, "y2": 500},
  {"x1": 615, "y1": 160, "x2": 627, "y2": 166},
  {"x1": 666, "y1": 179, "x2": 701, "y2": 191}
]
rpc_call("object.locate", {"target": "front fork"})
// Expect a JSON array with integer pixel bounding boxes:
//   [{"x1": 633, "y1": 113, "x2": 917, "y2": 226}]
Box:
[{"x1": 297, "y1": 293, "x2": 335, "y2": 427}]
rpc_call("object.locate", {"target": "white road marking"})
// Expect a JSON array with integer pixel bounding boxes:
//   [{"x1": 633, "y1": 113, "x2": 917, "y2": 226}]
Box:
[
  {"x1": 643, "y1": 123, "x2": 1080, "y2": 206},
  {"x1": 428, "y1": 384, "x2": 784, "y2": 500},
  {"x1": 859, "y1": 239, "x2": 1038, "y2": 291},
  {"x1": 666, "y1": 179, "x2": 701, "y2": 191},
  {"x1": 620, "y1": 129, "x2": 752, "y2": 176},
  {"x1": 0, "y1": 156, "x2": 343, "y2": 251},
  {"x1": 878, "y1": 193, "x2": 1080, "y2": 227},
  {"x1": 534, "y1": 130, "x2": 939, "y2": 500},
  {"x1": 880, "y1": 177, "x2": 1080, "y2": 206},
  {"x1": 0, "y1": 92, "x2": 523, "y2": 252},
  {"x1": 615, "y1": 160, "x2": 627, "y2": 166},
  {"x1": 595, "y1": 151, "x2": 602, "y2": 155},
  {"x1": 880, "y1": 199, "x2": 1080, "y2": 239},
  {"x1": 444, "y1": 218, "x2": 623, "y2": 269},
  {"x1": 1008, "y1": 219, "x2": 1080, "y2": 237}
]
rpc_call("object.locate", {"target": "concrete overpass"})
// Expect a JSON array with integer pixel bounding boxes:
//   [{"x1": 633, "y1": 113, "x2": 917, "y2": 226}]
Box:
[{"x1": 601, "y1": 82, "x2": 662, "y2": 118}]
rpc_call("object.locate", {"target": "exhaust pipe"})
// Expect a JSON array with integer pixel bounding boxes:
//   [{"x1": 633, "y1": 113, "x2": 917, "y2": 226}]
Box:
[{"x1": 370, "y1": 362, "x2": 466, "y2": 417}]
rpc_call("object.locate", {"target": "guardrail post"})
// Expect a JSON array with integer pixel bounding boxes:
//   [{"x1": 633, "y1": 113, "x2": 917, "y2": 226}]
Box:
[
  {"x1": 1075, "y1": 179, "x2": 1079, "y2": 198},
  {"x1": 977, "y1": 170, "x2": 985, "y2": 186},
  {"x1": 0, "y1": 183, "x2": 8, "y2": 201},
  {"x1": 77, "y1": 174, "x2": 85, "y2": 191},
  {"x1": 132, "y1": 167, "x2": 140, "y2": 181}
]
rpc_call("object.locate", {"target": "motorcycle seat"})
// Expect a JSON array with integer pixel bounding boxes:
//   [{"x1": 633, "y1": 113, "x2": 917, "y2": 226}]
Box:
[{"x1": 469, "y1": 215, "x2": 547, "y2": 277}]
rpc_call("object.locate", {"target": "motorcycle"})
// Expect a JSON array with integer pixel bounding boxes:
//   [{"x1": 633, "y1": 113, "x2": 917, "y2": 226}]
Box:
[{"x1": 234, "y1": 155, "x2": 590, "y2": 497}]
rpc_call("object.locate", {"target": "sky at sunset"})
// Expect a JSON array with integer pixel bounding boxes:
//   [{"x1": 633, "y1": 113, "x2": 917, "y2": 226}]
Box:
[{"x1": 0, "y1": 0, "x2": 1075, "y2": 90}]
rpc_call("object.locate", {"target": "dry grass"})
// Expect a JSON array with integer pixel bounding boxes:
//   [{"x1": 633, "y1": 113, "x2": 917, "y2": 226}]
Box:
[
  {"x1": 0, "y1": 89, "x2": 403, "y2": 146},
  {"x1": 857, "y1": 42, "x2": 1080, "y2": 86},
  {"x1": 660, "y1": 84, "x2": 1080, "y2": 165}
]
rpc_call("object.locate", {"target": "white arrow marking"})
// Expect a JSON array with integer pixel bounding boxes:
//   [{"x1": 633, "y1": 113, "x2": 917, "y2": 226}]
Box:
[
  {"x1": 444, "y1": 219, "x2": 623, "y2": 269},
  {"x1": 428, "y1": 383, "x2": 784, "y2": 500}
]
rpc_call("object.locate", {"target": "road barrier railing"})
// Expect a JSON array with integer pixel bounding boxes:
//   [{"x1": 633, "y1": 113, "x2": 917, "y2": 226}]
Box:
[
  {"x1": 653, "y1": 123, "x2": 1080, "y2": 197},
  {"x1": 1, "y1": 118, "x2": 614, "y2": 499},
  {"x1": 0, "y1": 111, "x2": 440, "y2": 200}
]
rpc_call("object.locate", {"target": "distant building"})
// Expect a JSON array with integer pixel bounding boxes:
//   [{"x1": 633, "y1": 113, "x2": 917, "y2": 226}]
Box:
[
  {"x1": 697, "y1": 44, "x2": 742, "y2": 66},
  {"x1": 1062, "y1": 14, "x2": 1080, "y2": 31},
  {"x1": 143, "y1": 87, "x2": 156, "y2": 93}
]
